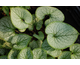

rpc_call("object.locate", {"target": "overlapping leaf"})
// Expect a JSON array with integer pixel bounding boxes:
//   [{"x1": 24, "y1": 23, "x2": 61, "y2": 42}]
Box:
[
  {"x1": 33, "y1": 48, "x2": 47, "y2": 59},
  {"x1": 58, "y1": 51, "x2": 71, "y2": 59},
  {"x1": 17, "y1": 47, "x2": 33, "y2": 59},
  {"x1": 0, "y1": 16, "x2": 15, "y2": 41},
  {"x1": 45, "y1": 22, "x2": 79, "y2": 49},
  {"x1": 10, "y1": 7, "x2": 32, "y2": 32},
  {"x1": 36, "y1": 6, "x2": 64, "y2": 26},
  {"x1": 11, "y1": 34, "x2": 32, "y2": 50},
  {"x1": 41, "y1": 39, "x2": 62, "y2": 57},
  {"x1": 70, "y1": 44, "x2": 80, "y2": 59}
]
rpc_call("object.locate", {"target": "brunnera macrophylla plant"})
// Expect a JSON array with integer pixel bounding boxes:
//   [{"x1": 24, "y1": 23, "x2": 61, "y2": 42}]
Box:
[{"x1": 0, "y1": 6, "x2": 79, "y2": 59}]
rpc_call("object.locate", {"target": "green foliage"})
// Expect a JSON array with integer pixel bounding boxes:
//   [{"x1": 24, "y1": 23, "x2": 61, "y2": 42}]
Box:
[
  {"x1": 32, "y1": 48, "x2": 47, "y2": 59},
  {"x1": 45, "y1": 22, "x2": 79, "y2": 49},
  {"x1": 17, "y1": 47, "x2": 33, "y2": 59},
  {"x1": 70, "y1": 44, "x2": 80, "y2": 59},
  {"x1": 0, "y1": 6, "x2": 79, "y2": 59},
  {"x1": 58, "y1": 51, "x2": 71, "y2": 59}
]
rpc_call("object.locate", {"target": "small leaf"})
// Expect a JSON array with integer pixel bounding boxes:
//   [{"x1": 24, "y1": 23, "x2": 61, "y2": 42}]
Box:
[
  {"x1": 70, "y1": 44, "x2": 80, "y2": 59},
  {"x1": 8, "y1": 49, "x2": 20, "y2": 59},
  {"x1": 41, "y1": 39, "x2": 62, "y2": 57},
  {"x1": 33, "y1": 48, "x2": 47, "y2": 59},
  {"x1": 0, "y1": 55, "x2": 7, "y2": 59},
  {"x1": 17, "y1": 47, "x2": 33, "y2": 59},
  {"x1": 47, "y1": 55, "x2": 55, "y2": 59},
  {"x1": 11, "y1": 34, "x2": 32, "y2": 50},
  {"x1": 45, "y1": 22, "x2": 79, "y2": 49},
  {"x1": 33, "y1": 31, "x2": 44, "y2": 40},
  {"x1": 2, "y1": 6, "x2": 9, "y2": 16},
  {"x1": 10, "y1": 7, "x2": 32, "y2": 32},
  {"x1": 35, "y1": 18, "x2": 43, "y2": 30},
  {"x1": 29, "y1": 40, "x2": 42, "y2": 50},
  {"x1": 58, "y1": 51, "x2": 71, "y2": 59},
  {"x1": 36, "y1": 6, "x2": 64, "y2": 26},
  {"x1": 0, "y1": 16, "x2": 15, "y2": 41}
]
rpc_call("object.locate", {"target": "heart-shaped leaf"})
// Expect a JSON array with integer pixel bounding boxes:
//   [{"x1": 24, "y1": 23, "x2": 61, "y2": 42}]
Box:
[
  {"x1": 58, "y1": 51, "x2": 71, "y2": 59},
  {"x1": 0, "y1": 16, "x2": 15, "y2": 41},
  {"x1": 11, "y1": 34, "x2": 32, "y2": 50},
  {"x1": 70, "y1": 44, "x2": 80, "y2": 59},
  {"x1": 17, "y1": 47, "x2": 33, "y2": 59},
  {"x1": 33, "y1": 48, "x2": 47, "y2": 59},
  {"x1": 41, "y1": 39, "x2": 62, "y2": 57},
  {"x1": 36, "y1": 6, "x2": 64, "y2": 26},
  {"x1": 8, "y1": 49, "x2": 20, "y2": 59},
  {"x1": 33, "y1": 31, "x2": 44, "y2": 40},
  {"x1": 10, "y1": 7, "x2": 32, "y2": 32},
  {"x1": 45, "y1": 22, "x2": 79, "y2": 49}
]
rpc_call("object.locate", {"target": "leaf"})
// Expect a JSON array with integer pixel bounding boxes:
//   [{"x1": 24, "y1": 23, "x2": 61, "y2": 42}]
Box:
[
  {"x1": 0, "y1": 16, "x2": 15, "y2": 41},
  {"x1": 8, "y1": 49, "x2": 20, "y2": 59},
  {"x1": 70, "y1": 44, "x2": 80, "y2": 59},
  {"x1": 10, "y1": 7, "x2": 32, "y2": 32},
  {"x1": 33, "y1": 31, "x2": 44, "y2": 40},
  {"x1": 0, "y1": 55, "x2": 7, "y2": 59},
  {"x1": 29, "y1": 40, "x2": 42, "y2": 50},
  {"x1": 58, "y1": 51, "x2": 71, "y2": 59},
  {"x1": 47, "y1": 55, "x2": 55, "y2": 59},
  {"x1": 41, "y1": 39, "x2": 62, "y2": 57},
  {"x1": 2, "y1": 6, "x2": 9, "y2": 16},
  {"x1": 33, "y1": 48, "x2": 47, "y2": 59},
  {"x1": 45, "y1": 22, "x2": 79, "y2": 49},
  {"x1": 35, "y1": 18, "x2": 43, "y2": 30},
  {"x1": 0, "y1": 48, "x2": 6, "y2": 55},
  {"x1": 17, "y1": 47, "x2": 33, "y2": 59},
  {"x1": 11, "y1": 34, "x2": 32, "y2": 50},
  {"x1": 36, "y1": 6, "x2": 64, "y2": 26}
]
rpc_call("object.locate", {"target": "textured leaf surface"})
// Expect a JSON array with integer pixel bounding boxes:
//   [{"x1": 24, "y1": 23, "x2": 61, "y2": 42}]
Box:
[
  {"x1": 10, "y1": 7, "x2": 32, "y2": 32},
  {"x1": 8, "y1": 49, "x2": 19, "y2": 59},
  {"x1": 58, "y1": 51, "x2": 71, "y2": 59},
  {"x1": 36, "y1": 6, "x2": 64, "y2": 26},
  {"x1": 0, "y1": 16, "x2": 15, "y2": 41},
  {"x1": 45, "y1": 22, "x2": 79, "y2": 49},
  {"x1": 11, "y1": 34, "x2": 32, "y2": 50},
  {"x1": 70, "y1": 44, "x2": 80, "y2": 59},
  {"x1": 17, "y1": 47, "x2": 33, "y2": 59},
  {"x1": 33, "y1": 31, "x2": 44, "y2": 40},
  {"x1": 33, "y1": 48, "x2": 47, "y2": 59},
  {"x1": 41, "y1": 39, "x2": 62, "y2": 57}
]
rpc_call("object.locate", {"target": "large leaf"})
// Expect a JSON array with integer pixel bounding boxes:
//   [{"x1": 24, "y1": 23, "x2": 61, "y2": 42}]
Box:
[
  {"x1": 41, "y1": 39, "x2": 62, "y2": 57},
  {"x1": 33, "y1": 31, "x2": 44, "y2": 40},
  {"x1": 8, "y1": 49, "x2": 20, "y2": 59},
  {"x1": 11, "y1": 34, "x2": 32, "y2": 50},
  {"x1": 45, "y1": 22, "x2": 79, "y2": 49},
  {"x1": 0, "y1": 16, "x2": 15, "y2": 41},
  {"x1": 70, "y1": 44, "x2": 80, "y2": 59},
  {"x1": 10, "y1": 7, "x2": 32, "y2": 32},
  {"x1": 58, "y1": 51, "x2": 71, "y2": 59},
  {"x1": 17, "y1": 47, "x2": 33, "y2": 59},
  {"x1": 33, "y1": 48, "x2": 47, "y2": 59},
  {"x1": 36, "y1": 6, "x2": 64, "y2": 26}
]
